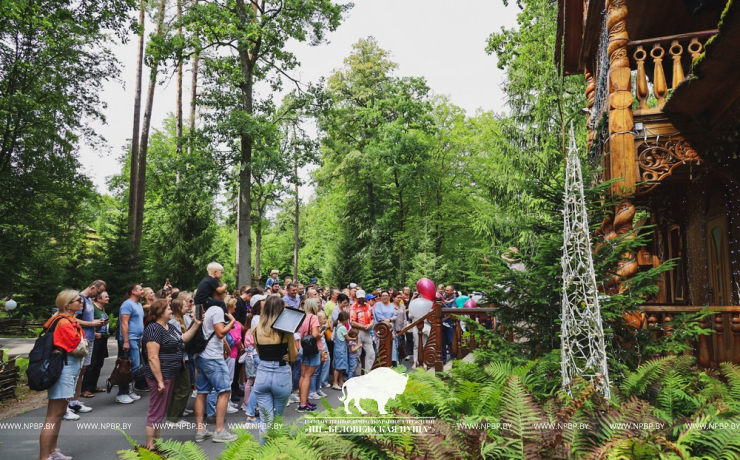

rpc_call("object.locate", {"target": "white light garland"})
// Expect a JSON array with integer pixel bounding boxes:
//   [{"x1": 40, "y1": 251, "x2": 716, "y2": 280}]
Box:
[{"x1": 561, "y1": 125, "x2": 612, "y2": 398}]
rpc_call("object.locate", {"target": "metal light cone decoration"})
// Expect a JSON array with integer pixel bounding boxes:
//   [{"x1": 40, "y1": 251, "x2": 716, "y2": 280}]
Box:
[{"x1": 560, "y1": 125, "x2": 611, "y2": 398}]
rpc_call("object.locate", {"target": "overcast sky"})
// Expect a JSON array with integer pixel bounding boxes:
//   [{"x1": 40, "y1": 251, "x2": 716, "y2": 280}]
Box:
[{"x1": 80, "y1": 0, "x2": 520, "y2": 193}]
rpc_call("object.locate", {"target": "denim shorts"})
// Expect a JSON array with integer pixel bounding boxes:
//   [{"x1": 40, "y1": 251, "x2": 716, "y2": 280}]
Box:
[
  {"x1": 48, "y1": 354, "x2": 83, "y2": 400},
  {"x1": 82, "y1": 340, "x2": 94, "y2": 367},
  {"x1": 302, "y1": 351, "x2": 321, "y2": 367},
  {"x1": 194, "y1": 357, "x2": 231, "y2": 394}
]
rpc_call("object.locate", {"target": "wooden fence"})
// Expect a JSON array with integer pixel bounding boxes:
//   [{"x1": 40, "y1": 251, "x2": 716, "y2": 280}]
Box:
[{"x1": 0, "y1": 319, "x2": 45, "y2": 337}]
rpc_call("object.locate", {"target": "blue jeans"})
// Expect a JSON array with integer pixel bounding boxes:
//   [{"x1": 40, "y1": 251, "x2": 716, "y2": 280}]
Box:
[
  {"x1": 347, "y1": 355, "x2": 358, "y2": 380},
  {"x1": 311, "y1": 357, "x2": 330, "y2": 390},
  {"x1": 292, "y1": 349, "x2": 303, "y2": 392},
  {"x1": 245, "y1": 389, "x2": 257, "y2": 417},
  {"x1": 254, "y1": 361, "x2": 291, "y2": 445},
  {"x1": 118, "y1": 338, "x2": 140, "y2": 396}
]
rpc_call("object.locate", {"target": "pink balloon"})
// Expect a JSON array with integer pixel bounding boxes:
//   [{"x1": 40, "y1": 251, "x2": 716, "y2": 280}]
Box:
[
  {"x1": 416, "y1": 278, "x2": 436, "y2": 301},
  {"x1": 463, "y1": 299, "x2": 477, "y2": 309},
  {"x1": 435, "y1": 293, "x2": 444, "y2": 302}
]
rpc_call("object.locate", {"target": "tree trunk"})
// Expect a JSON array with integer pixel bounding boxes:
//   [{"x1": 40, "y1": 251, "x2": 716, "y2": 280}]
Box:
[
  {"x1": 134, "y1": 0, "x2": 167, "y2": 249},
  {"x1": 255, "y1": 215, "x2": 262, "y2": 284},
  {"x1": 293, "y1": 150, "x2": 299, "y2": 281},
  {"x1": 127, "y1": 0, "x2": 145, "y2": 243},
  {"x1": 187, "y1": 0, "x2": 199, "y2": 158},
  {"x1": 175, "y1": 0, "x2": 183, "y2": 183},
  {"x1": 234, "y1": 0, "x2": 258, "y2": 287}
]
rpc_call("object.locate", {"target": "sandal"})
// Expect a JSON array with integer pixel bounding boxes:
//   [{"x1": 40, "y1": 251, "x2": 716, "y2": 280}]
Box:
[
  {"x1": 93, "y1": 387, "x2": 107, "y2": 393},
  {"x1": 81, "y1": 391, "x2": 95, "y2": 398}
]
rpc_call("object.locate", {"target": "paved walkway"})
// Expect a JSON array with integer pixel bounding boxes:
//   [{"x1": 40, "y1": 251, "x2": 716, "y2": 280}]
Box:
[{"x1": 0, "y1": 338, "x2": 344, "y2": 459}]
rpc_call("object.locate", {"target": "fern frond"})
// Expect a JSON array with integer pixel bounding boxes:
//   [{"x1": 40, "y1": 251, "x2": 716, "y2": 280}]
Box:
[
  {"x1": 156, "y1": 438, "x2": 208, "y2": 460},
  {"x1": 500, "y1": 375, "x2": 545, "y2": 459}
]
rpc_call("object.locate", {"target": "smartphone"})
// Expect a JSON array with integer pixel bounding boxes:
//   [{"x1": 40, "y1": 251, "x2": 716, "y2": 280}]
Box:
[{"x1": 195, "y1": 304, "x2": 204, "y2": 321}]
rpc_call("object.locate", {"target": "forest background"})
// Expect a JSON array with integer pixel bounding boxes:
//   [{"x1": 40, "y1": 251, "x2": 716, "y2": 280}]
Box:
[{"x1": 0, "y1": 0, "x2": 585, "y2": 321}]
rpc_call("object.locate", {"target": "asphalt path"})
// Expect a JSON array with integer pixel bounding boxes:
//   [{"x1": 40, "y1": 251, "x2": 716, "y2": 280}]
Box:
[{"x1": 0, "y1": 339, "x2": 345, "y2": 459}]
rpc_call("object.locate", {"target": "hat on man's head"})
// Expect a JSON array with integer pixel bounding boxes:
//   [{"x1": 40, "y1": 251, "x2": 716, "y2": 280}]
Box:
[
  {"x1": 349, "y1": 283, "x2": 358, "y2": 289},
  {"x1": 250, "y1": 294, "x2": 267, "y2": 307},
  {"x1": 356, "y1": 290, "x2": 366, "y2": 299},
  {"x1": 270, "y1": 269, "x2": 279, "y2": 275},
  {"x1": 365, "y1": 293, "x2": 376, "y2": 301}
]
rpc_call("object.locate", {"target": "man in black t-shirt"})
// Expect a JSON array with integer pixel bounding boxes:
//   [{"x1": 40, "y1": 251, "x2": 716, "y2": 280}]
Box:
[
  {"x1": 194, "y1": 262, "x2": 228, "y2": 308},
  {"x1": 234, "y1": 286, "x2": 259, "y2": 325}
]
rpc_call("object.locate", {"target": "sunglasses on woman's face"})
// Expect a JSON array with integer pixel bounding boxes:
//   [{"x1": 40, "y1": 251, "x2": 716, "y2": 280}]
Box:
[{"x1": 69, "y1": 297, "x2": 82, "y2": 305}]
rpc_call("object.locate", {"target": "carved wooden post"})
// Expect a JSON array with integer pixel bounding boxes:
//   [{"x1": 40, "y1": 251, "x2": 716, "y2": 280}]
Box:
[
  {"x1": 452, "y1": 317, "x2": 461, "y2": 360},
  {"x1": 416, "y1": 320, "x2": 425, "y2": 368},
  {"x1": 698, "y1": 314, "x2": 712, "y2": 367},
  {"x1": 670, "y1": 40, "x2": 684, "y2": 89},
  {"x1": 431, "y1": 300, "x2": 444, "y2": 372},
  {"x1": 585, "y1": 67, "x2": 596, "y2": 148},
  {"x1": 648, "y1": 312, "x2": 659, "y2": 341},
  {"x1": 731, "y1": 314, "x2": 740, "y2": 365},
  {"x1": 663, "y1": 313, "x2": 674, "y2": 355},
  {"x1": 607, "y1": 0, "x2": 637, "y2": 294},
  {"x1": 714, "y1": 314, "x2": 726, "y2": 363},
  {"x1": 634, "y1": 46, "x2": 649, "y2": 110},
  {"x1": 651, "y1": 44, "x2": 667, "y2": 107},
  {"x1": 372, "y1": 321, "x2": 393, "y2": 369}
]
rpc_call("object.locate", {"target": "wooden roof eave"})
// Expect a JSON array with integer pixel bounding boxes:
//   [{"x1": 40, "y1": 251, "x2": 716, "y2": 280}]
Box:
[{"x1": 556, "y1": 0, "x2": 602, "y2": 75}]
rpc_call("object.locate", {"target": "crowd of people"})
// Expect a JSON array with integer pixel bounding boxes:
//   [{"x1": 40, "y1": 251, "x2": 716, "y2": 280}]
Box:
[{"x1": 37, "y1": 264, "x2": 468, "y2": 459}]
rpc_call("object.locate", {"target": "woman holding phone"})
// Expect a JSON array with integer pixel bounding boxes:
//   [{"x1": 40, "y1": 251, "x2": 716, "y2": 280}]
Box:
[{"x1": 80, "y1": 290, "x2": 110, "y2": 397}]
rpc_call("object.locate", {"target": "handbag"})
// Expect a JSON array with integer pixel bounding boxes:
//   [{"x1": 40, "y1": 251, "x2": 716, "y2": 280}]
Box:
[
  {"x1": 107, "y1": 355, "x2": 133, "y2": 392},
  {"x1": 300, "y1": 316, "x2": 320, "y2": 357},
  {"x1": 71, "y1": 337, "x2": 90, "y2": 357}
]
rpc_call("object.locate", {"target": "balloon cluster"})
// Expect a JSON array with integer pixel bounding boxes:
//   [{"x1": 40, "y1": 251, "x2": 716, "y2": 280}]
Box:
[{"x1": 408, "y1": 278, "x2": 477, "y2": 320}]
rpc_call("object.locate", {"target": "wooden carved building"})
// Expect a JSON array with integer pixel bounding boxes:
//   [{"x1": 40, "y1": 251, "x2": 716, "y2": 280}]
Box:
[{"x1": 557, "y1": 0, "x2": 740, "y2": 366}]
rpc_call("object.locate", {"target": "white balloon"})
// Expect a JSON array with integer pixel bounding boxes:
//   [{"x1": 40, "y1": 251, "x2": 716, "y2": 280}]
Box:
[
  {"x1": 408, "y1": 297, "x2": 433, "y2": 321},
  {"x1": 4, "y1": 299, "x2": 17, "y2": 311}
]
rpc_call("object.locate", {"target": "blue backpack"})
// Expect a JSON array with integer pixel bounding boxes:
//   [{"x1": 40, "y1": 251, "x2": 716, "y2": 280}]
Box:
[{"x1": 27, "y1": 315, "x2": 69, "y2": 391}]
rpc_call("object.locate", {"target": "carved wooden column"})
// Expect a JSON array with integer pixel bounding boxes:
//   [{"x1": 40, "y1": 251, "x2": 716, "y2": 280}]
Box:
[
  {"x1": 607, "y1": 0, "x2": 637, "y2": 293},
  {"x1": 372, "y1": 321, "x2": 393, "y2": 369},
  {"x1": 732, "y1": 314, "x2": 740, "y2": 365},
  {"x1": 714, "y1": 314, "x2": 726, "y2": 364},
  {"x1": 699, "y1": 314, "x2": 712, "y2": 367}
]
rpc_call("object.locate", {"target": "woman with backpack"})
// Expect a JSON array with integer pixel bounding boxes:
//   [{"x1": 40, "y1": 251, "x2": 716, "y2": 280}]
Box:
[
  {"x1": 296, "y1": 298, "x2": 322, "y2": 412},
  {"x1": 38, "y1": 290, "x2": 87, "y2": 460}
]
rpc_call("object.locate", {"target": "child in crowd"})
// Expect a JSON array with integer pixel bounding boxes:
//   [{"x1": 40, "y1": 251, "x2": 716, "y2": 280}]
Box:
[
  {"x1": 346, "y1": 328, "x2": 361, "y2": 379},
  {"x1": 241, "y1": 324, "x2": 259, "y2": 421},
  {"x1": 331, "y1": 311, "x2": 350, "y2": 390}
]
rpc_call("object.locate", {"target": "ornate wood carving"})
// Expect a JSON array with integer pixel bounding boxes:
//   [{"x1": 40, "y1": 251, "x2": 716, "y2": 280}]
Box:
[
  {"x1": 636, "y1": 138, "x2": 702, "y2": 194},
  {"x1": 372, "y1": 322, "x2": 393, "y2": 370}
]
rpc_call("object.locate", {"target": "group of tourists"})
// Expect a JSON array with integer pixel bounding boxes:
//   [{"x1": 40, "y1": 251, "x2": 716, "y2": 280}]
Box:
[{"x1": 36, "y1": 264, "x2": 460, "y2": 459}]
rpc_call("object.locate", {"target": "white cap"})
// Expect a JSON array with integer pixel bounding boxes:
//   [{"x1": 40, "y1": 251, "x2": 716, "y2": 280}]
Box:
[
  {"x1": 349, "y1": 283, "x2": 358, "y2": 288},
  {"x1": 356, "y1": 290, "x2": 366, "y2": 299},
  {"x1": 250, "y1": 294, "x2": 267, "y2": 307}
]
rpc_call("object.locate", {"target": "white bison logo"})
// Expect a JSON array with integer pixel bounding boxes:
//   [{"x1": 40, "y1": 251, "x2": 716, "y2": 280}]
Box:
[{"x1": 338, "y1": 367, "x2": 408, "y2": 414}]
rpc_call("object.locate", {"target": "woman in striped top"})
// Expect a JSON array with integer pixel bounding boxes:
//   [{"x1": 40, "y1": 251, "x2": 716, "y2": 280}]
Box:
[{"x1": 142, "y1": 299, "x2": 201, "y2": 450}]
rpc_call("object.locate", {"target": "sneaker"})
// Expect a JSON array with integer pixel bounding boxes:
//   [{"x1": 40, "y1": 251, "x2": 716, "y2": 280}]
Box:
[
  {"x1": 331, "y1": 384, "x2": 342, "y2": 391},
  {"x1": 307, "y1": 401, "x2": 317, "y2": 408},
  {"x1": 228, "y1": 401, "x2": 239, "y2": 409},
  {"x1": 194, "y1": 430, "x2": 213, "y2": 443},
  {"x1": 289, "y1": 392, "x2": 300, "y2": 402},
  {"x1": 191, "y1": 390, "x2": 197, "y2": 398},
  {"x1": 68, "y1": 402, "x2": 92, "y2": 413},
  {"x1": 51, "y1": 448, "x2": 73, "y2": 460},
  {"x1": 317, "y1": 390, "x2": 328, "y2": 397},
  {"x1": 286, "y1": 399, "x2": 292, "y2": 407},
  {"x1": 308, "y1": 392, "x2": 322, "y2": 400},
  {"x1": 115, "y1": 394, "x2": 134, "y2": 404},
  {"x1": 212, "y1": 429, "x2": 238, "y2": 443},
  {"x1": 321, "y1": 382, "x2": 331, "y2": 388},
  {"x1": 63, "y1": 408, "x2": 80, "y2": 421},
  {"x1": 226, "y1": 404, "x2": 238, "y2": 414},
  {"x1": 127, "y1": 392, "x2": 141, "y2": 401},
  {"x1": 183, "y1": 409, "x2": 193, "y2": 416},
  {"x1": 296, "y1": 404, "x2": 316, "y2": 412}
]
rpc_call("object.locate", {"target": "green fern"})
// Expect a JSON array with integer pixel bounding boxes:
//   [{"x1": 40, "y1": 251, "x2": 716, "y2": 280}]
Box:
[
  {"x1": 215, "y1": 429, "x2": 261, "y2": 460},
  {"x1": 500, "y1": 375, "x2": 545, "y2": 459},
  {"x1": 155, "y1": 438, "x2": 208, "y2": 460}
]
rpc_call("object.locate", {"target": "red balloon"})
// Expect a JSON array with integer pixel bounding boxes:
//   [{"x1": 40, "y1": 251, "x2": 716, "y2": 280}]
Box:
[
  {"x1": 416, "y1": 278, "x2": 436, "y2": 301},
  {"x1": 463, "y1": 299, "x2": 477, "y2": 309},
  {"x1": 434, "y1": 293, "x2": 444, "y2": 302}
]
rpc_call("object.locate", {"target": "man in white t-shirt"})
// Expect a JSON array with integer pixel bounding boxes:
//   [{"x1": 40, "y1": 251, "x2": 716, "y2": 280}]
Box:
[{"x1": 193, "y1": 304, "x2": 237, "y2": 443}]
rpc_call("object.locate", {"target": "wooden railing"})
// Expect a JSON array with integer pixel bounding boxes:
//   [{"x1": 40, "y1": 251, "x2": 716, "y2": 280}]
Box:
[
  {"x1": 641, "y1": 305, "x2": 740, "y2": 367},
  {"x1": 372, "y1": 302, "x2": 501, "y2": 372},
  {"x1": 628, "y1": 30, "x2": 717, "y2": 111}
]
